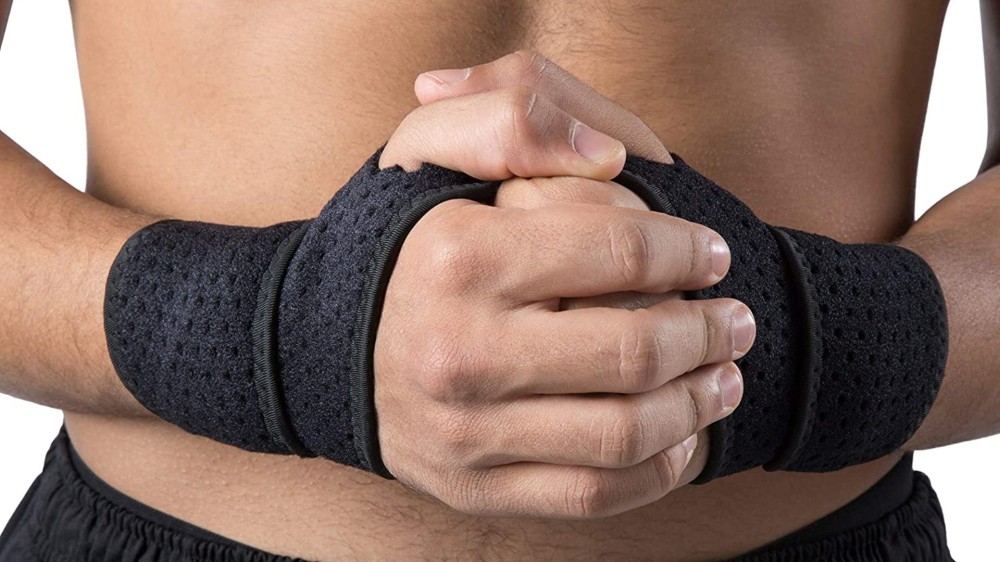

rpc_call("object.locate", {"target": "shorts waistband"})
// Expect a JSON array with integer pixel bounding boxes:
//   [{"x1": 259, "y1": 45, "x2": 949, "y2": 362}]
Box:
[
  {"x1": 2, "y1": 427, "x2": 951, "y2": 562},
  {"x1": 732, "y1": 454, "x2": 951, "y2": 561},
  {"x1": 5, "y1": 426, "x2": 303, "y2": 562},
  {"x1": 762, "y1": 453, "x2": 915, "y2": 550}
]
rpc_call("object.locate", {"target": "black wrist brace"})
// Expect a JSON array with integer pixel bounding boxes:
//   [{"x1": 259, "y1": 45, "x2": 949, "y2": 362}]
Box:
[
  {"x1": 614, "y1": 155, "x2": 948, "y2": 482},
  {"x1": 105, "y1": 148, "x2": 498, "y2": 478}
]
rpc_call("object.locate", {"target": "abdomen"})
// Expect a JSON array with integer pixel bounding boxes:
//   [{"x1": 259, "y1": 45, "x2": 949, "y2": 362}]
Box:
[{"x1": 67, "y1": 0, "x2": 947, "y2": 559}]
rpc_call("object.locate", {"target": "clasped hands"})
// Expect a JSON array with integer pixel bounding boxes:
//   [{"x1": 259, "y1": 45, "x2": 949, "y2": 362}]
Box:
[{"x1": 373, "y1": 51, "x2": 756, "y2": 519}]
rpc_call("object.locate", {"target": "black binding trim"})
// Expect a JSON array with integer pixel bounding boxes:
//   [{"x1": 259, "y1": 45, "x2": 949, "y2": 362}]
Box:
[
  {"x1": 612, "y1": 168, "x2": 677, "y2": 217},
  {"x1": 763, "y1": 226, "x2": 823, "y2": 471},
  {"x1": 251, "y1": 222, "x2": 314, "y2": 457},
  {"x1": 352, "y1": 180, "x2": 502, "y2": 478}
]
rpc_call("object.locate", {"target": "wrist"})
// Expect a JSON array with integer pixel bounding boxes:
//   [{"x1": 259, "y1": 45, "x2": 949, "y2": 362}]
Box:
[{"x1": 614, "y1": 154, "x2": 949, "y2": 482}]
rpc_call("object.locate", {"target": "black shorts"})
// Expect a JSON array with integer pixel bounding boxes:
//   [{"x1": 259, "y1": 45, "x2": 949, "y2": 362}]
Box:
[{"x1": 1, "y1": 428, "x2": 952, "y2": 561}]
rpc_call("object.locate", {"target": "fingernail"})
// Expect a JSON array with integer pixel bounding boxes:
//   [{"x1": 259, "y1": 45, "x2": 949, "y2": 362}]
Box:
[
  {"x1": 731, "y1": 305, "x2": 756, "y2": 357},
  {"x1": 571, "y1": 122, "x2": 623, "y2": 164},
  {"x1": 422, "y1": 68, "x2": 471, "y2": 85},
  {"x1": 711, "y1": 237, "x2": 730, "y2": 279},
  {"x1": 720, "y1": 365, "x2": 743, "y2": 413},
  {"x1": 682, "y1": 435, "x2": 698, "y2": 463}
]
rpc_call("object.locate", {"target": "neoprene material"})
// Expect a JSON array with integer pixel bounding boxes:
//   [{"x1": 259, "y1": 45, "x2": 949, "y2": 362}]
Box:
[
  {"x1": 105, "y1": 147, "x2": 499, "y2": 478},
  {"x1": 615, "y1": 155, "x2": 949, "y2": 482},
  {"x1": 106, "y1": 144, "x2": 948, "y2": 484}
]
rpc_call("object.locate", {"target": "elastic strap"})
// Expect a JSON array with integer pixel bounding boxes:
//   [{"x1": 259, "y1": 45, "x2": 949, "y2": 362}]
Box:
[
  {"x1": 763, "y1": 226, "x2": 824, "y2": 471},
  {"x1": 251, "y1": 222, "x2": 314, "y2": 457}
]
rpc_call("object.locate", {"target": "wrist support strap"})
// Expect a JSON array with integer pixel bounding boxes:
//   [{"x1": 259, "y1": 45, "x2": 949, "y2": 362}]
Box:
[
  {"x1": 615, "y1": 155, "x2": 948, "y2": 482},
  {"x1": 105, "y1": 148, "x2": 499, "y2": 478}
]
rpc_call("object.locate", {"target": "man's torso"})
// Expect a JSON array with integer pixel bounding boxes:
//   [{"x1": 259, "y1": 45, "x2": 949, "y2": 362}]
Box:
[{"x1": 65, "y1": 1, "x2": 949, "y2": 559}]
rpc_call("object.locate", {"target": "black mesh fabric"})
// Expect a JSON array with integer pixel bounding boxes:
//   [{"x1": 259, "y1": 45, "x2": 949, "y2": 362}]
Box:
[
  {"x1": 616, "y1": 155, "x2": 948, "y2": 481},
  {"x1": 780, "y1": 232, "x2": 948, "y2": 472},
  {"x1": 105, "y1": 145, "x2": 948, "y2": 481},
  {"x1": 105, "y1": 148, "x2": 497, "y2": 477},
  {"x1": 106, "y1": 221, "x2": 305, "y2": 454}
]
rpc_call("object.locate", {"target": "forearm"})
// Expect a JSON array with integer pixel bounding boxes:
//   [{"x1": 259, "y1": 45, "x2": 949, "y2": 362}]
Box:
[
  {"x1": 900, "y1": 163, "x2": 1000, "y2": 450},
  {"x1": 0, "y1": 131, "x2": 156, "y2": 415}
]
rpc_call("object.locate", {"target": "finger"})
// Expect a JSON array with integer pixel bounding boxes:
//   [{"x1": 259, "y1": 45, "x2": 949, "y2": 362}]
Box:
[
  {"x1": 493, "y1": 177, "x2": 668, "y2": 312},
  {"x1": 494, "y1": 176, "x2": 649, "y2": 211},
  {"x1": 415, "y1": 50, "x2": 672, "y2": 163},
  {"x1": 380, "y1": 86, "x2": 625, "y2": 180},
  {"x1": 489, "y1": 299, "x2": 754, "y2": 396},
  {"x1": 461, "y1": 434, "x2": 697, "y2": 519},
  {"x1": 488, "y1": 204, "x2": 730, "y2": 300},
  {"x1": 477, "y1": 362, "x2": 742, "y2": 469},
  {"x1": 676, "y1": 428, "x2": 712, "y2": 487}
]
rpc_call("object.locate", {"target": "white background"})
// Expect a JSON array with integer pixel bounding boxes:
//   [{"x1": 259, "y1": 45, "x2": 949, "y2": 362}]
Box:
[{"x1": 0, "y1": 1, "x2": 994, "y2": 559}]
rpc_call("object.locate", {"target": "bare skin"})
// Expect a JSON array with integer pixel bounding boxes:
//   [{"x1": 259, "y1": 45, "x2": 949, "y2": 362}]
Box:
[{"x1": 3, "y1": 0, "x2": 1000, "y2": 560}]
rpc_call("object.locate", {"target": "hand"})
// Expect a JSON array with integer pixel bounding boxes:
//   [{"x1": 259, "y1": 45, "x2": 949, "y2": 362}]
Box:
[
  {"x1": 413, "y1": 50, "x2": 716, "y2": 468},
  {"x1": 492, "y1": 175, "x2": 723, "y2": 480},
  {"x1": 393, "y1": 48, "x2": 686, "y2": 312},
  {"x1": 374, "y1": 51, "x2": 753, "y2": 519},
  {"x1": 380, "y1": 50, "x2": 672, "y2": 176}
]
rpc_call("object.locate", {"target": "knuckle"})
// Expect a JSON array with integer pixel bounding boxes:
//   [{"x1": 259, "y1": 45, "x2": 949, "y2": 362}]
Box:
[
  {"x1": 617, "y1": 311, "x2": 662, "y2": 391},
  {"x1": 565, "y1": 469, "x2": 611, "y2": 518},
  {"x1": 674, "y1": 301, "x2": 720, "y2": 373},
  {"x1": 694, "y1": 303, "x2": 716, "y2": 368},
  {"x1": 597, "y1": 399, "x2": 646, "y2": 467},
  {"x1": 604, "y1": 218, "x2": 652, "y2": 288},
  {"x1": 686, "y1": 226, "x2": 717, "y2": 280},
  {"x1": 509, "y1": 49, "x2": 550, "y2": 87},
  {"x1": 680, "y1": 379, "x2": 706, "y2": 437},
  {"x1": 423, "y1": 213, "x2": 486, "y2": 289},
  {"x1": 651, "y1": 447, "x2": 684, "y2": 492},
  {"x1": 433, "y1": 407, "x2": 480, "y2": 459},
  {"x1": 418, "y1": 336, "x2": 474, "y2": 403},
  {"x1": 495, "y1": 85, "x2": 541, "y2": 149},
  {"x1": 696, "y1": 300, "x2": 733, "y2": 366}
]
